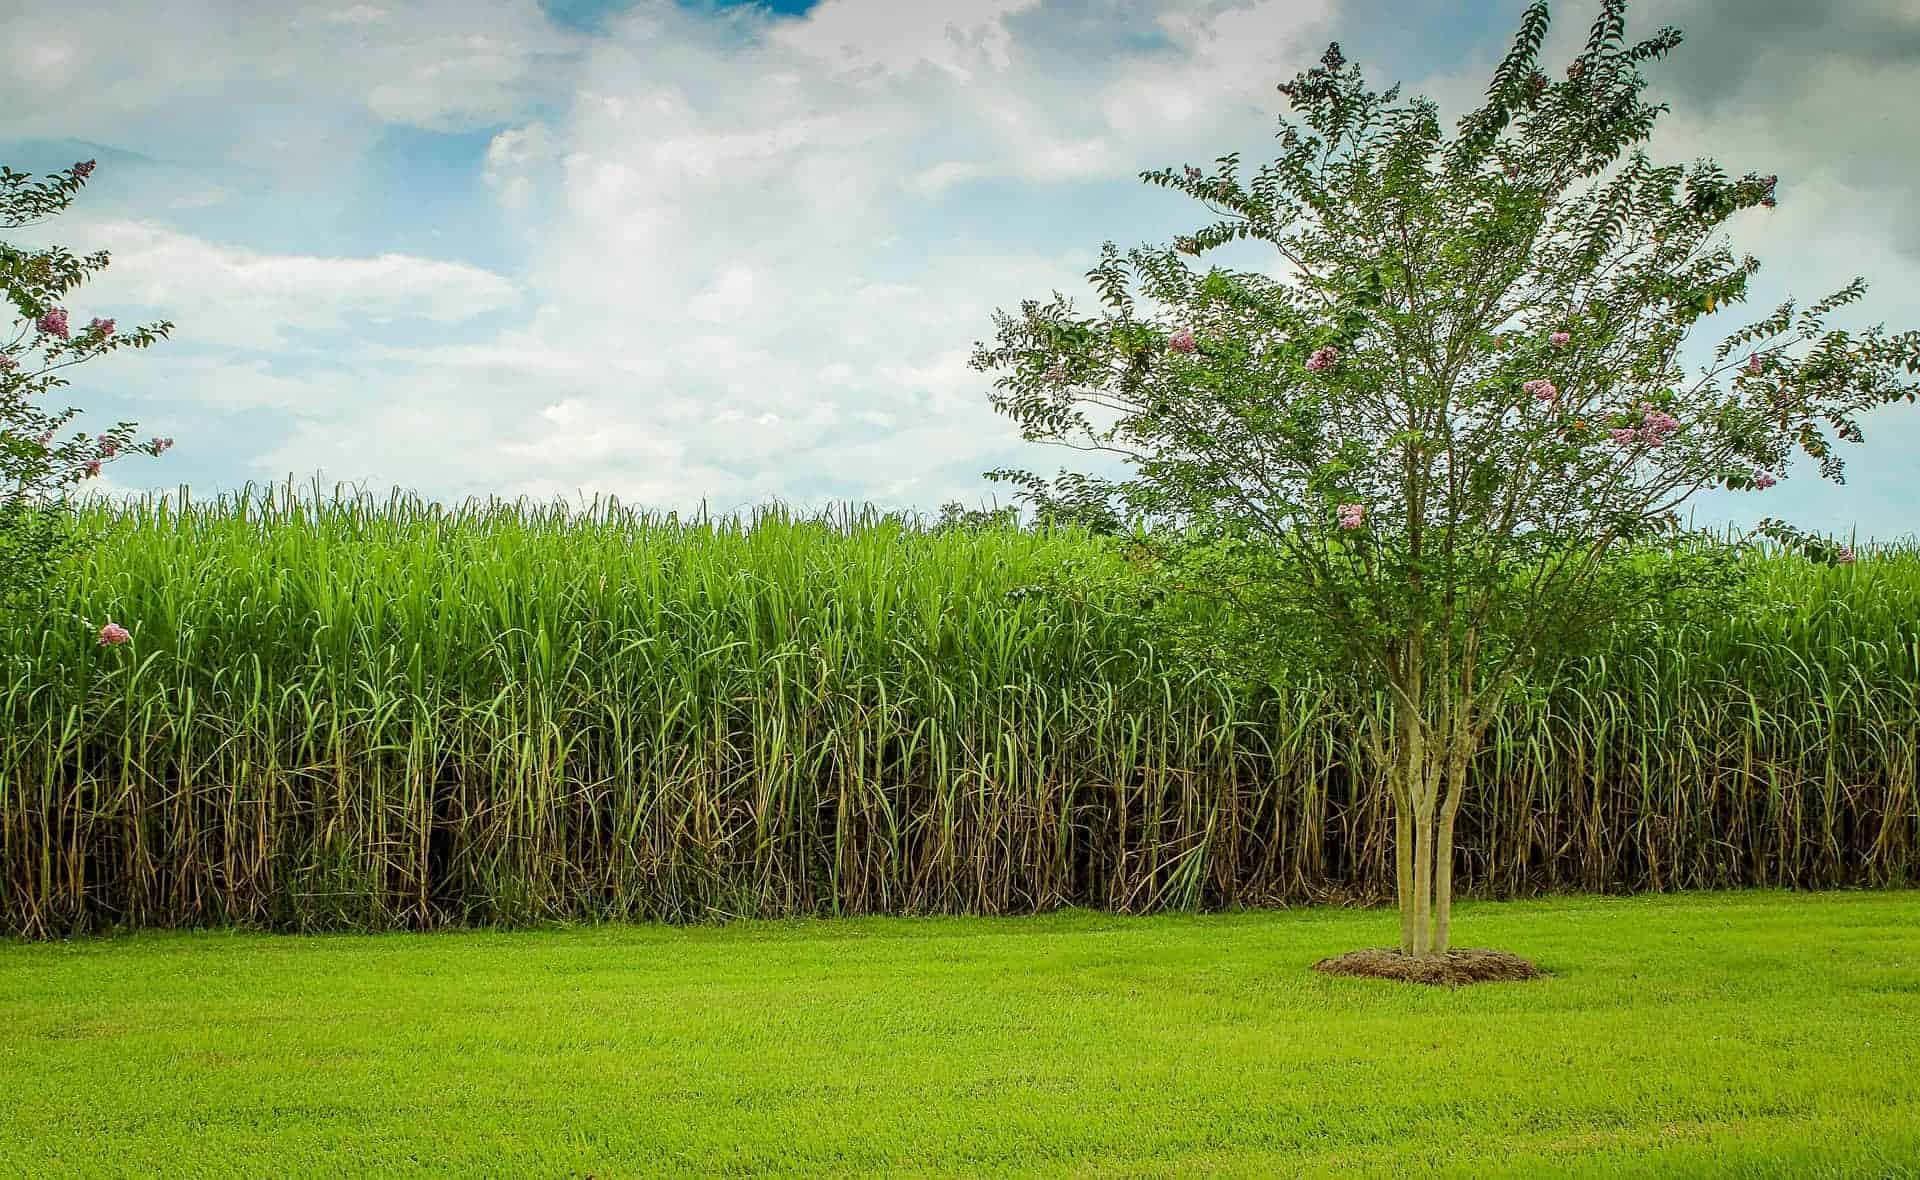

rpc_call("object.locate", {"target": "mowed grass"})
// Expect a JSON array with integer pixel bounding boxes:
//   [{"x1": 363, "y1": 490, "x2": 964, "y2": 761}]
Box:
[{"x1": 3, "y1": 891, "x2": 1917, "y2": 1178}]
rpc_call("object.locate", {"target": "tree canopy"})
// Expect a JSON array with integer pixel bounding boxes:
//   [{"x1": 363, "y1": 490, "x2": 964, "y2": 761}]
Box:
[{"x1": 970, "y1": 0, "x2": 1920, "y2": 958}]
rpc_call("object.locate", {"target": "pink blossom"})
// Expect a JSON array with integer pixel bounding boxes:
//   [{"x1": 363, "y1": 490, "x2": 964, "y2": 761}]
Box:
[
  {"x1": 1550, "y1": 331, "x2": 1570, "y2": 347},
  {"x1": 1640, "y1": 409, "x2": 1680, "y2": 445},
  {"x1": 1524, "y1": 378, "x2": 1559, "y2": 403},
  {"x1": 1752, "y1": 470, "x2": 1777, "y2": 490},
  {"x1": 89, "y1": 317, "x2": 115, "y2": 338},
  {"x1": 73, "y1": 160, "x2": 95, "y2": 180},
  {"x1": 36, "y1": 308, "x2": 70, "y2": 339},
  {"x1": 1337, "y1": 503, "x2": 1366, "y2": 530},
  {"x1": 37, "y1": 431, "x2": 54, "y2": 450},
  {"x1": 97, "y1": 621, "x2": 130, "y2": 646},
  {"x1": 0, "y1": 352, "x2": 15, "y2": 371},
  {"x1": 1835, "y1": 546, "x2": 1856, "y2": 565},
  {"x1": 1761, "y1": 195, "x2": 1776, "y2": 209},
  {"x1": 1608, "y1": 427, "x2": 1639, "y2": 446},
  {"x1": 1168, "y1": 328, "x2": 1197, "y2": 354},
  {"x1": 98, "y1": 434, "x2": 120, "y2": 458},
  {"x1": 85, "y1": 460, "x2": 102, "y2": 477},
  {"x1": 1746, "y1": 353, "x2": 1763, "y2": 376},
  {"x1": 152, "y1": 436, "x2": 173, "y2": 454},
  {"x1": 1305, "y1": 346, "x2": 1339, "y2": 372}
]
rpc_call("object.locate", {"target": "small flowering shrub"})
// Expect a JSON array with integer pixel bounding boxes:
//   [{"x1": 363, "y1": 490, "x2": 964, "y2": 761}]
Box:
[
  {"x1": 0, "y1": 160, "x2": 174, "y2": 619},
  {"x1": 973, "y1": 0, "x2": 1920, "y2": 958}
]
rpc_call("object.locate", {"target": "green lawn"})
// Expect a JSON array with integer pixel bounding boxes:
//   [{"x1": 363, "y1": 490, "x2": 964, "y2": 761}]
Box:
[{"x1": 3, "y1": 891, "x2": 1917, "y2": 1177}]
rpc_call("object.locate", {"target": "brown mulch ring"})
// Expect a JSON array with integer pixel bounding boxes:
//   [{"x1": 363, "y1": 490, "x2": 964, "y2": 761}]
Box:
[{"x1": 1312, "y1": 947, "x2": 1544, "y2": 987}]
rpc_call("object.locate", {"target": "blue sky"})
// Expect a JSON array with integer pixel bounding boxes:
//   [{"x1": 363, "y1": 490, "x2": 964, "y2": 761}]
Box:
[{"x1": 4, "y1": 0, "x2": 1917, "y2": 539}]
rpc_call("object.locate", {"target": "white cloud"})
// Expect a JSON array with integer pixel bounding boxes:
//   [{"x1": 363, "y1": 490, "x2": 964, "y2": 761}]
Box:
[
  {"x1": 765, "y1": 0, "x2": 1044, "y2": 83},
  {"x1": 28, "y1": 45, "x2": 74, "y2": 72},
  {"x1": 308, "y1": 4, "x2": 389, "y2": 26},
  {"x1": 0, "y1": 0, "x2": 584, "y2": 150},
  {"x1": 902, "y1": 160, "x2": 986, "y2": 199},
  {"x1": 10, "y1": 219, "x2": 519, "y2": 353},
  {"x1": 371, "y1": 0, "x2": 1338, "y2": 511},
  {"x1": 483, "y1": 121, "x2": 556, "y2": 212},
  {"x1": 15, "y1": 0, "x2": 1917, "y2": 541}
]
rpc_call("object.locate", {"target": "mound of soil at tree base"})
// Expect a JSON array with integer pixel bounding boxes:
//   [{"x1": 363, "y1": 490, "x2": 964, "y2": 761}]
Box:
[{"x1": 1312, "y1": 948, "x2": 1543, "y2": 987}]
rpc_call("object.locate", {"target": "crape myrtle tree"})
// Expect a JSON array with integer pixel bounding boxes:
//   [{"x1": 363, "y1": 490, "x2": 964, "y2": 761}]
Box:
[
  {"x1": 1, "y1": 160, "x2": 173, "y2": 624},
  {"x1": 970, "y1": 0, "x2": 1920, "y2": 959}
]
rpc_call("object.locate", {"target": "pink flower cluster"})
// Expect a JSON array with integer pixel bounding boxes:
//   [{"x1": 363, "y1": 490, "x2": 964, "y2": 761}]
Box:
[
  {"x1": 37, "y1": 308, "x2": 70, "y2": 339},
  {"x1": 1752, "y1": 470, "x2": 1777, "y2": 490},
  {"x1": 1639, "y1": 406, "x2": 1681, "y2": 444},
  {"x1": 1746, "y1": 353, "x2": 1763, "y2": 376},
  {"x1": 1835, "y1": 547, "x2": 1856, "y2": 565},
  {"x1": 1524, "y1": 377, "x2": 1559, "y2": 403},
  {"x1": 97, "y1": 621, "x2": 130, "y2": 646},
  {"x1": 1609, "y1": 403, "x2": 1682, "y2": 448},
  {"x1": 1550, "y1": 331, "x2": 1571, "y2": 347},
  {"x1": 152, "y1": 437, "x2": 174, "y2": 454},
  {"x1": 1168, "y1": 328, "x2": 1197, "y2": 354},
  {"x1": 0, "y1": 352, "x2": 15, "y2": 371},
  {"x1": 1305, "y1": 346, "x2": 1339, "y2": 372},
  {"x1": 89, "y1": 317, "x2": 115, "y2": 338},
  {"x1": 1337, "y1": 502, "x2": 1366, "y2": 530},
  {"x1": 98, "y1": 434, "x2": 120, "y2": 458},
  {"x1": 73, "y1": 160, "x2": 95, "y2": 180}
]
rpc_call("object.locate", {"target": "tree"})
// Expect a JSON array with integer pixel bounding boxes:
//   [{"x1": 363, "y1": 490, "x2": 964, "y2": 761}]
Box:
[
  {"x1": 1, "y1": 160, "x2": 173, "y2": 621},
  {"x1": 970, "y1": 0, "x2": 1919, "y2": 963}
]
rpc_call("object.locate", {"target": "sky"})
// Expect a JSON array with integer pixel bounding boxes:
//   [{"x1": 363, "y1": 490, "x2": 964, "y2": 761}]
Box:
[{"x1": 3, "y1": 0, "x2": 1917, "y2": 540}]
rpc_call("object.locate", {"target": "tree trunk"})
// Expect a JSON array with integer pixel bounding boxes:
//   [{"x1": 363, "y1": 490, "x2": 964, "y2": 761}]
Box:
[
  {"x1": 1395, "y1": 804, "x2": 1415, "y2": 954},
  {"x1": 1388, "y1": 726, "x2": 1463, "y2": 958},
  {"x1": 1432, "y1": 801, "x2": 1459, "y2": 954},
  {"x1": 1431, "y1": 715, "x2": 1478, "y2": 954},
  {"x1": 1410, "y1": 798, "x2": 1435, "y2": 956}
]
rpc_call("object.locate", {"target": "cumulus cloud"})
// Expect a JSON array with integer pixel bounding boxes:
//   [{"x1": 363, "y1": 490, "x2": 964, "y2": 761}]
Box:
[
  {"x1": 10, "y1": 219, "x2": 520, "y2": 352},
  {"x1": 7, "y1": 0, "x2": 1916, "y2": 540},
  {"x1": 428, "y1": 0, "x2": 1341, "y2": 512},
  {"x1": 0, "y1": 0, "x2": 585, "y2": 161}
]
